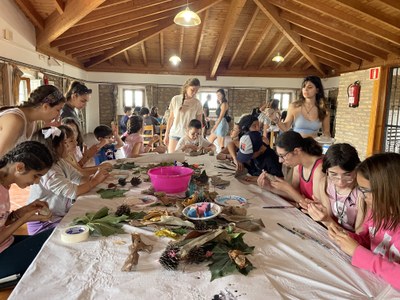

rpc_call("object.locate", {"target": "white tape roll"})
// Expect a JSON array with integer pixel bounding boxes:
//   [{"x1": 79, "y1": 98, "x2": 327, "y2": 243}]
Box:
[{"x1": 61, "y1": 225, "x2": 90, "y2": 243}]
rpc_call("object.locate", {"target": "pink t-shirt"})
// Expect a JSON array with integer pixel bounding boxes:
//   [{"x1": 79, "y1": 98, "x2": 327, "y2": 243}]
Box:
[
  {"x1": 298, "y1": 158, "x2": 322, "y2": 200},
  {"x1": 350, "y1": 212, "x2": 400, "y2": 290},
  {"x1": 123, "y1": 133, "x2": 144, "y2": 158},
  {"x1": 0, "y1": 185, "x2": 14, "y2": 253},
  {"x1": 327, "y1": 181, "x2": 359, "y2": 232}
]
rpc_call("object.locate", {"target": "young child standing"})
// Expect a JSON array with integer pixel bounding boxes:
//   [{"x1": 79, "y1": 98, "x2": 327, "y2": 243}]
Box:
[
  {"x1": 122, "y1": 115, "x2": 164, "y2": 158},
  {"x1": 328, "y1": 152, "x2": 400, "y2": 289},
  {"x1": 176, "y1": 119, "x2": 216, "y2": 154},
  {"x1": 27, "y1": 126, "x2": 109, "y2": 234},
  {"x1": 93, "y1": 123, "x2": 124, "y2": 165},
  {"x1": 0, "y1": 141, "x2": 54, "y2": 279},
  {"x1": 307, "y1": 143, "x2": 363, "y2": 232}
]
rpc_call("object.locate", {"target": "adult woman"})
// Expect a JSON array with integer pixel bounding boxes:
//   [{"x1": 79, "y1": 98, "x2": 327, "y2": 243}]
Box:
[
  {"x1": 0, "y1": 141, "x2": 54, "y2": 279},
  {"x1": 150, "y1": 106, "x2": 161, "y2": 123},
  {"x1": 202, "y1": 94, "x2": 211, "y2": 138},
  {"x1": 61, "y1": 81, "x2": 92, "y2": 129},
  {"x1": 272, "y1": 76, "x2": 330, "y2": 138},
  {"x1": 0, "y1": 85, "x2": 65, "y2": 157},
  {"x1": 257, "y1": 131, "x2": 324, "y2": 207},
  {"x1": 207, "y1": 89, "x2": 230, "y2": 150},
  {"x1": 163, "y1": 78, "x2": 203, "y2": 153},
  {"x1": 307, "y1": 143, "x2": 364, "y2": 232}
]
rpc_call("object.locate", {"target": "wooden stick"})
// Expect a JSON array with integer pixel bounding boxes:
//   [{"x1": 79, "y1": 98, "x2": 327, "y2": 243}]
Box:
[{"x1": 121, "y1": 233, "x2": 153, "y2": 272}]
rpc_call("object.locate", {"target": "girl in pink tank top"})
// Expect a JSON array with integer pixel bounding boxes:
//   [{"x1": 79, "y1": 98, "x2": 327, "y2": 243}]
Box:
[{"x1": 307, "y1": 143, "x2": 364, "y2": 232}]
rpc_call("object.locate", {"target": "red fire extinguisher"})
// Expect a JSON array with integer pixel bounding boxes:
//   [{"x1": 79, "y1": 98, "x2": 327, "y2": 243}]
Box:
[
  {"x1": 43, "y1": 74, "x2": 49, "y2": 85},
  {"x1": 347, "y1": 81, "x2": 361, "y2": 108}
]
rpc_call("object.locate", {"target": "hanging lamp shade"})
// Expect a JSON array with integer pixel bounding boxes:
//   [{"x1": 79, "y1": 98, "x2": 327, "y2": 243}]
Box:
[
  {"x1": 272, "y1": 53, "x2": 284, "y2": 62},
  {"x1": 169, "y1": 55, "x2": 181, "y2": 65},
  {"x1": 174, "y1": 7, "x2": 201, "y2": 27}
]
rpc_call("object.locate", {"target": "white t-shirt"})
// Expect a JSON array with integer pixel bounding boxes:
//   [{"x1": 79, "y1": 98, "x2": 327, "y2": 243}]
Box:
[
  {"x1": 169, "y1": 95, "x2": 203, "y2": 138},
  {"x1": 176, "y1": 135, "x2": 212, "y2": 152}
]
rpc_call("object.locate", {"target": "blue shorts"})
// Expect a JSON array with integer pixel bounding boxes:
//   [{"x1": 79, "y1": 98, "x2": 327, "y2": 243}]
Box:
[
  {"x1": 170, "y1": 136, "x2": 181, "y2": 141},
  {"x1": 215, "y1": 118, "x2": 229, "y2": 137}
]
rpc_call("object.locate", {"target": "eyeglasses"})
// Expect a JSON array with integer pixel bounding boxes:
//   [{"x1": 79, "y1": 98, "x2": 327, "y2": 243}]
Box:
[
  {"x1": 327, "y1": 172, "x2": 355, "y2": 183},
  {"x1": 357, "y1": 186, "x2": 372, "y2": 198},
  {"x1": 277, "y1": 151, "x2": 292, "y2": 160}
]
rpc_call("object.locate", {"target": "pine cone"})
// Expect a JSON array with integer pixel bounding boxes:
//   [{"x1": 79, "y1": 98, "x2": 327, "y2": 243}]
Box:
[
  {"x1": 115, "y1": 204, "x2": 131, "y2": 216},
  {"x1": 130, "y1": 176, "x2": 142, "y2": 187},
  {"x1": 186, "y1": 246, "x2": 207, "y2": 264},
  {"x1": 159, "y1": 246, "x2": 180, "y2": 270},
  {"x1": 194, "y1": 221, "x2": 218, "y2": 231},
  {"x1": 118, "y1": 177, "x2": 127, "y2": 186}
]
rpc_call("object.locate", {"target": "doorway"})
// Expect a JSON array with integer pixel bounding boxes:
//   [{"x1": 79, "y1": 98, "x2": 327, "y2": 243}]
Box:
[{"x1": 383, "y1": 67, "x2": 400, "y2": 153}]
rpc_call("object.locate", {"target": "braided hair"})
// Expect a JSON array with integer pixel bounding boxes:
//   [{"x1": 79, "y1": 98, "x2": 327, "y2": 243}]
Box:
[
  {"x1": 0, "y1": 141, "x2": 53, "y2": 171},
  {"x1": 179, "y1": 78, "x2": 200, "y2": 110}
]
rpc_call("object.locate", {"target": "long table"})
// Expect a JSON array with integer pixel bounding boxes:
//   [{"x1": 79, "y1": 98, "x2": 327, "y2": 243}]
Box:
[{"x1": 9, "y1": 155, "x2": 400, "y2": 299}]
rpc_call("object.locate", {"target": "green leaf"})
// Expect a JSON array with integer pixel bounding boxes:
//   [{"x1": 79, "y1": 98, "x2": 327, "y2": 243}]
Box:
[
  {"x1": 96, "y1": 214, "x2": 128, "y2": 224},
  {"x1": 171, "y1": 227, "x2": 188, "y2": 235},
  {"x1": 129, "y1": 211, "x2": 147, "y2": 219},
  {"x1": 90, "y1": 222, "x2": 125, "y2": 236},
  {"x1": 71, "y1": 215, "x2": 90, "y2": 225},
  {"x1": 90, "y1": 207, "x2": 110, "y2": 221},
  {"x1": 96, "y1": 189, "x2": 128, "y2": 199},
  {"x1": 237, "y1": 259, "x2": 255, "y2": 276},
  {"x1": 209, "y1": 253, "x2": 237, "y2": 281}
]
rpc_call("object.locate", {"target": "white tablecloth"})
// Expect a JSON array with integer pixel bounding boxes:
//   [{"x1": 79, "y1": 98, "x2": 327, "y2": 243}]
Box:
[{"x1": 9, "y1": 155, "x2": 400, "y2": 300}]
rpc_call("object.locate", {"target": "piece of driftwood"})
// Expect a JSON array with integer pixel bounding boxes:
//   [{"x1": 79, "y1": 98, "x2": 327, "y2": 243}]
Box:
[{"x1": 121, "y1": 233, "x2": 153, "y2": 272}]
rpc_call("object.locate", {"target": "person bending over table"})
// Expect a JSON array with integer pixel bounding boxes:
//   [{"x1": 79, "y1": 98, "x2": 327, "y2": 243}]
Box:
[
  {"x1": 0, "y1": 141, "x2": 54, "y2": 279},
  {"x1": 175, "y1": 119, "x2": 216, "y2": 154},
  {"x1": 163, "y1": 78, "x2": 203, "y2": 153},
  {"x1": 27, "y1": 127, "x2": 109, "y2": 235},
  {"x1": 257, "y1": 131, "x2": 324, "y2": 208},
  {"x1": 329, "y1": 152, "x2": 400, "y2": 290},
  {"x1": 306, "y1": 143, "x2": 364, "y2": 233}
]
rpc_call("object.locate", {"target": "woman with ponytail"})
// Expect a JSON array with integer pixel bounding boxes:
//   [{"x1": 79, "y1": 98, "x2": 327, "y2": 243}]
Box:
[
  {"x1": 0, "y1": 141, "x2": 54, "y2": 279},
  {"x1": 257, "y1": 130, "x2": 325, "y2": 208},
  {"x1": 0, "y1": 85, "x2": 65, "y2": 157},
  {"x1": 163, "y1": 78, "x2": 203, "y2": 153}
]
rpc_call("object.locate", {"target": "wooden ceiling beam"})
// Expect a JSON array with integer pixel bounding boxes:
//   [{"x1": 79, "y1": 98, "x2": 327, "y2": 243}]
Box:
[
  {"x1": 194, "y1": 10, "x2": 209, "y2": 68},
  {"x1": 73, "y1": 46, "x2": 114, "y2": 59},
  {"x1": 259, "y1": 34, "x2": 285, "y2": 69},
  {"x1": 209, "y1": 0, "x2": 247, "y2": 79},
  {"x1": 65, "y1": 33, "x2": 139, "y2": 55},
  {"x1": 282, "y1": 12, "x2": 388, "y2": 59},
  {"x1": 379, "y1": 0, "x2": 400, "y2": 11},
  {"x1": 309, "y1": 48, "x2": 351, "y2": 67},
  {"x1": 58, "y1": 25, "x2": 154, "y2": 51},
  {"x1": 179, "y1": 27, "x2": 184, "y2": 59},
  {"x1": 98, "y1": 0, "x2": 132, "y2": 9},
  {"x1": 335, "y1": 0, "x2": 400, "y2": 30},
  {"x1": 291, "y1": 54, "x2": 305, "y2": 68},
  {"x1": 54, "y1": 0, "x2": 65, "y2": 14},
  {"x1": 159, "y1": 32, "x2": 164, "y2": 67},
  {"x1": 292, "y1": 25, "x2": 374, "y2": 61},
  {"x1": 254, "y1": 0, "x2": 325, "y2": 76},
  {"x1": 37, "y1": 0, "x2": 105, "y2": 46},
  {"x1": 228, "y1": 7, "x2": 259, "y2": 69},
  {"x1": 53, "y1": 22, "x2": 157, "y2": 48},
  {"x1": 78, "y1": 0, "x2": 170, "y2": 25},
  {"x1": 316, "y1": 58, "x2": 341, "y2": 70},
  {"x1": 141, "y1": 42, "x2": 148, "y2": 66},
  {"x1": 242, "y1": 21, "x2": 273, "y2": 69},
  {"x1": 275, "y1": 2, "x2": 399, "y2": 54},
  {"x1": 14, "y1": 0, "x2": 45, "y2": 30},
  {"x1": 70, "y1": 0, "x2": 187, "y2": 35},
  {"x1": 291, "y1": 0, "x2": 400, "y2": 46},
  {"x1": 124, "y1": 51, "x2": 131, "y2": 66},
  {"x1": 302, "y1": 38, "x2": 362, "y2": 65},
  {"x1": 85, "y1": 0, "x2": 221, "y2": 68}
]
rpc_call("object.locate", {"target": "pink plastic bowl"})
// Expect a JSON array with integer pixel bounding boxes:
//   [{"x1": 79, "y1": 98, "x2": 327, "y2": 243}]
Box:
[{"x1": 148, "y1": 166, "x2": 194, "y2": 193}]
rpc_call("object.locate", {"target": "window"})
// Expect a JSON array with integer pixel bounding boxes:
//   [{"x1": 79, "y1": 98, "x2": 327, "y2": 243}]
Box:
[
  {"x1": 198, "y1": 92, "x2": 220, "y2": 117},
  {"x1": 272, "y1": 92, "x2": 292, "y2": 111},
  {"x1": 18, "y1": 78, "x2": 30, "y2": 104},
  {"x1": 123, "y1": 89, "x2": 144, "y2": 108}
]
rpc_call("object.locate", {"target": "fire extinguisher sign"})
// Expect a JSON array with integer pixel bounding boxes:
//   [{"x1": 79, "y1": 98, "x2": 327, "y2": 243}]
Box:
[{"x1": 369, "y1": 67, "x2": 380, "y2": 80}]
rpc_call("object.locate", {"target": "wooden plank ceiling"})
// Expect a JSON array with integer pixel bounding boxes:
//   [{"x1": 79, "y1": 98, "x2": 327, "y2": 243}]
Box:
[{"x1": 14, "y1": 0, "x2": 400, "y2": 79}]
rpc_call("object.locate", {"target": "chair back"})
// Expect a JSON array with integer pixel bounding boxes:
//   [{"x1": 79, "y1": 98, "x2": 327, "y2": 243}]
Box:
[
  {"x1": 159, "y1": 125, "x2": 167, "y2": 143},
  {"x1": 142, "y1": 125, "x2": 155, "y2": 150}
]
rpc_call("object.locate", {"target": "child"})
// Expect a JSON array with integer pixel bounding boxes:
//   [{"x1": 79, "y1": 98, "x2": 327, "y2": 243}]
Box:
[
  {"x1": 122, "y1": 115, "x2": 164, "y2": 158},
  {"x1": 61, "y1": 125, "x2": 112, "y2": 177},
  {"x1": 257, "y1": 131, "x2": 324, "y2": 207},
  {"x1": 328, "y1": 152, "x2": 400, "y2": 290},
  {"x1": 93, "y1": 123, "x2": 124, "y2": 165},
  {"x1": 176, "y1": 119, "x2": 216, "y2": 154},
  {"x1": 119, "y1": 106, "x2": 132, "y2": 134},
  {"x1": 307, "y1": 143, "x2": 364, "y2": 232},
  {"x1": 27, "y1": 126, "x2": 109, "y2": 234},
  {"x1": 0, "y1": 141, "x2": 54, "y2": 279}
]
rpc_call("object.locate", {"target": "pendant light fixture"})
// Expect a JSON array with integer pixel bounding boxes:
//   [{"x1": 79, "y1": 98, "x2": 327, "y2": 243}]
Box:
[
  {"x1": 169, "y1": 55, "x2": 181, "y2": 66},
  {"x1": 272, "y1": 53, "x2": 284, "y2": 62},
  {"x1": 174, "y1": 1, "x2": 201, "y2": 27}
]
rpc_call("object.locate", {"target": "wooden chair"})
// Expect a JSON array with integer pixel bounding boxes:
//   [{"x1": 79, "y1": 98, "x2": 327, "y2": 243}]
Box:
[
  {"x1": 159, "y1": 124, "x2": 167, "y2": 144},
  {"x1": 142, "y1": 125, "x2": 155, "y2": 150}
]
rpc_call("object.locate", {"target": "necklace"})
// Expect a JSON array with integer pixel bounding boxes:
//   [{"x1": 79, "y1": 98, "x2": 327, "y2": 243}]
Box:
[
  {"x1": 334, "y1": 186, "x2": 354, "y2": 225},
  {"x1": 302, "y1": 104, "x2": 315, "y2": 115}
]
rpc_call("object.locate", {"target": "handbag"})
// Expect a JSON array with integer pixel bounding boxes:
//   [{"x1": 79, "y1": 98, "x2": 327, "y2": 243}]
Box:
[{"x1": 225, "y1": 114, "x2": 232, "y2": 123}]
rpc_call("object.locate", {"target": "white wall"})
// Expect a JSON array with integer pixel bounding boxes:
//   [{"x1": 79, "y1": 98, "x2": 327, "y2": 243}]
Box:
[{"x1": 0, "y1": 0, "x2": 339, "y2": 132}]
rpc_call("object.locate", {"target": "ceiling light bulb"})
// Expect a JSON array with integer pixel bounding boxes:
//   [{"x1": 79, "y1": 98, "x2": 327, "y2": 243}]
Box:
[
  {"x1": 272, "y1": 53, "x2": 284, "y2": 62},
  {"x1": 174, "y1": 7, "x2": 201, "y2": 27},
  {"x1": 169, "y1": 55, "x2": 181, "y2": 66}
]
